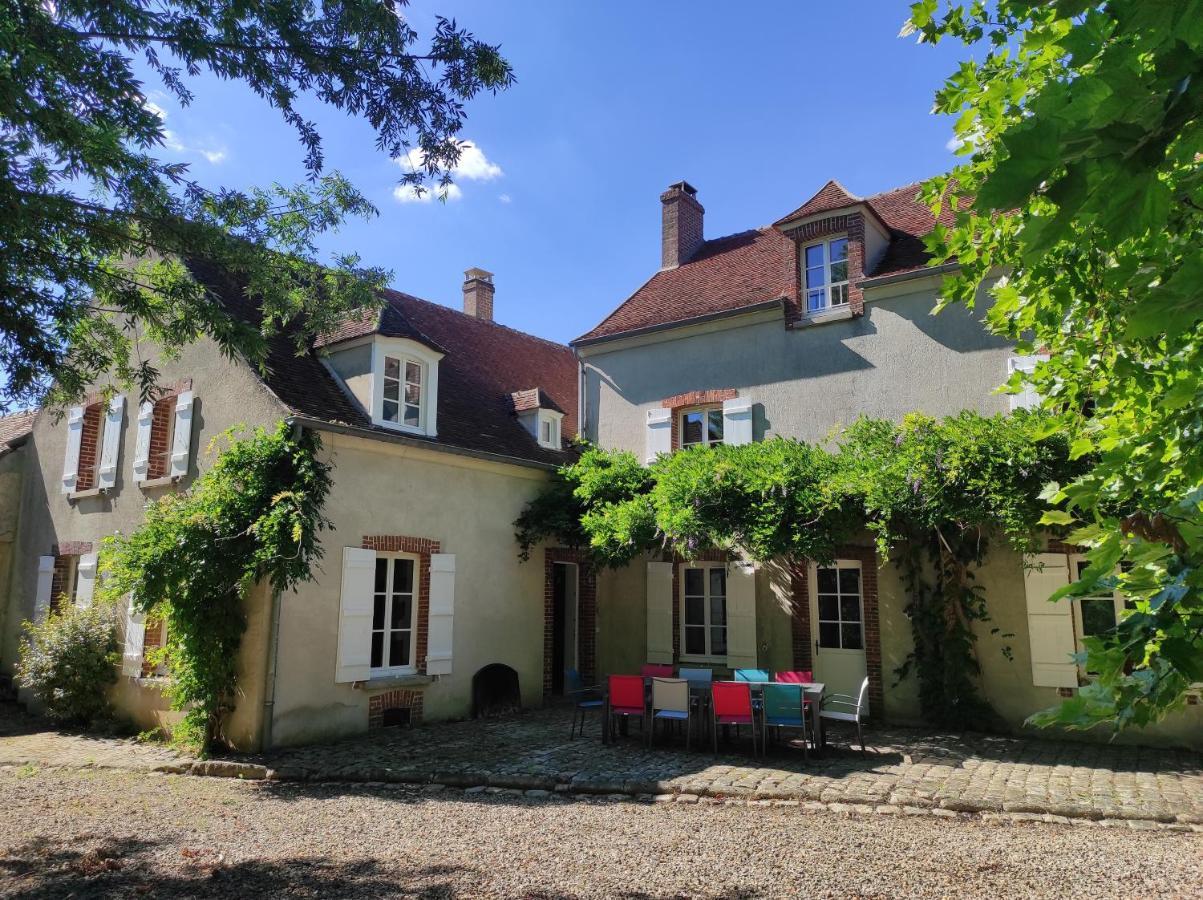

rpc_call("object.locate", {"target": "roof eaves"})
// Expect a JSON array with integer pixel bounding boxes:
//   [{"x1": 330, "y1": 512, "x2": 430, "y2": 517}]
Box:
[{"x1": 572, "y1": 297, "x2": 785, "y2": 349}]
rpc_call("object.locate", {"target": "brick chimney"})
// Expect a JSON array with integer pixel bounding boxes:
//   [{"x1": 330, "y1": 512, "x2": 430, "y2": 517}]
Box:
[
  {"x1": 660, "y1": 181, "x2": 704, "y2": 269},
  {"x1": 462, "y1": 267, "x2": 495, "y2": 321}
]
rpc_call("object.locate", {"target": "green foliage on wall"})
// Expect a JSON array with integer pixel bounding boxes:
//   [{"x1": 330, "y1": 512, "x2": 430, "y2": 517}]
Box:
[
  {"x1": 516, "y1": 410, "x2": 1083, "y2": 728},
  {"x1": 100, "y1": 422, "x2": 332, "y2": 750}
]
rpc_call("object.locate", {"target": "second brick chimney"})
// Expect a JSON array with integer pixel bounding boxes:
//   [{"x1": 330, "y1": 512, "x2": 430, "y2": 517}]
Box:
[
  {"x1": 661, "y1": 181, "x2": 704, "y2": 269},
  {"x1": 462, "y1": 267, "x2": 495, "y2": 321}
]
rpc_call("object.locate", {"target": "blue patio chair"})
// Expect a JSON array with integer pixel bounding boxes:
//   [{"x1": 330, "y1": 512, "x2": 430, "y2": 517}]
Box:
[
  {"x1": 734, "y1": 668, "x2": 772, "y2": 683},
  {"x1": 566, "y1": 668, "x2": 604, "y2": 740}
]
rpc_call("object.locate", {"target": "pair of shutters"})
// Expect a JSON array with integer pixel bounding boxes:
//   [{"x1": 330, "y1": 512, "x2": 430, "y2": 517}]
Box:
[
  {"x1": 1022, "y1": 552, "x2": 1077, "y2": 688},
  {"x1": 645, "y1": 396, "x2": 753, "y2": 463},
  {"x1": 61, "y1": 390, "x2": 195, "y2": 492},
  {"x1": 645, "y1": 559, "x2": 757, "y2": 669},
  {"x1": 32, "y1": 552, "x2": 98, "y2": 623},
  {"x1": 334, "y1": 547, "x2": 457, "y2": 683}
]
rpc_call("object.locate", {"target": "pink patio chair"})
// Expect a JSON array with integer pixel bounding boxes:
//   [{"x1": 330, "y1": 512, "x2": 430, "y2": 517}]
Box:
[
  {"x1": 711, "y1": 680, "x2": 759, "y2": 756},
  {"x1": 774, "y1": 670, "x2": 814, "y2": 684},
  {"x1": 607, "y1": 674, "x2": 646, "y2": 739},
  {"x1": 641, "y1": 663, "x2": 675, "y2": 678}
]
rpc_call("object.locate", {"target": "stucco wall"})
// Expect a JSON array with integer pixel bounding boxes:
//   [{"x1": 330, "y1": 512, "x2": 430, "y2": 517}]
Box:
[
  {"x1": 0, "y1": 448, "x2": 27, "y2": 657},
  {"x1": 267, "y1": 431, "x2": 555, "y2": 747},
  {"x1": 581, "y1": 279, "x2": 1014, "y2": 453},
  {"x1": 1, "y1": 334, "x2": 287, "y2": 743}
]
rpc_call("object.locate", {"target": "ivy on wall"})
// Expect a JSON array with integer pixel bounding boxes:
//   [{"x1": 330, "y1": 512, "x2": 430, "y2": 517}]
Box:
[
  {"x1": 516, "y1": 411, "x2": 1083, "y2": 729},
  {"x1": 100, "y1": 422, "x2": 332, "y2": 750}
]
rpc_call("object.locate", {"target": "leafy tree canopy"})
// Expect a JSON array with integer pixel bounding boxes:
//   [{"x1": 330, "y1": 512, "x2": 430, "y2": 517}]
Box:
[
  {"x1": 907, "y1": 0, "x2": 1203, "y2": 727},
  {"x1": 1, "y1": 0, "x2": 512, "y2": 408}
]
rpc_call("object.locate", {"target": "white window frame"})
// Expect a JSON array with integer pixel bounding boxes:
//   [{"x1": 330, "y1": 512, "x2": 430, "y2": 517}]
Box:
[
  {"x1": 1068, "y1": 554, "x2": 1125, "y2": 657},
  {"x1": 369, "y1": 551, "x2": 420, "y2": 677},
  {"x1": 813, "y1": 559, "x2": 865, "y2": 651},
  {"x1": 537, "y1": 410, "x2": 563, "y2": 450},
  {"x1": 678, "y1": 405, "x2": 724, "y2": 450},
  {"x1": 802, "y1": 236, "x2": 850, "y2": 314},
  {"x1": 370, "y1": 338, "x2": 442, "y2": 437},
  {"x1": 679, "y1": 562, "x2": 727, "y2": 663}
]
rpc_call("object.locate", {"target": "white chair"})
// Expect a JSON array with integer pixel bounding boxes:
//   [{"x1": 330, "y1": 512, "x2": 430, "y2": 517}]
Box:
[
  {"x1": 819, "y1": 676, "x2": 870, "y2": 756},
  {"x1": 649, "y1": 677, "x2": 691, "y2": 749}
]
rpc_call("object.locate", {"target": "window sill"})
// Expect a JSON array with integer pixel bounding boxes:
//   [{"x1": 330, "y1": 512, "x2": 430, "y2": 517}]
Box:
[
  {"x1": 357, "y1": 672, "x2": 432, "y2": 690},
  {"x1": 68, "y1": 487, "x2": 107, "y2": 501},
  {"x1": 794, "y1": 306, "x2": 855, "y2": 327},
  {"x1": 137, "y1": 476, "x2": 179, "y2": 491}
]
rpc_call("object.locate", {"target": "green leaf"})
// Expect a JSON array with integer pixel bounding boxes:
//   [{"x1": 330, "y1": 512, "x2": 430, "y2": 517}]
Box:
[{"x1": 1039, "y1": 510, "x2": 1077, "y2": 525}]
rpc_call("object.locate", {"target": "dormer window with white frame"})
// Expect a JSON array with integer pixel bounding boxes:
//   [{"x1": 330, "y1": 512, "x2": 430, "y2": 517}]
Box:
[
  {"x1": 537, "y1": 410, "x2": 563, "y2": 450},
  {"x1": 369, "y1": 338, "x2": 442, "y2": 437},
  {"x1": 803, "y1": 236, "x2": 849, "y2": 314}
]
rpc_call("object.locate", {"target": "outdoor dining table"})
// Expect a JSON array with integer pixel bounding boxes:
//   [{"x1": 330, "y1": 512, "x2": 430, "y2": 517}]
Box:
[{"x1": 600, "y1": 677, "x2": 825, "y2": 752}]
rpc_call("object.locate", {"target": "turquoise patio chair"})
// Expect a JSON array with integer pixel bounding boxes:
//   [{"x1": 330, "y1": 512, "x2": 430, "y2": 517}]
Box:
[
  {"x1": 733, "y1": 668, "x2": 771, "y2": 683},
  {"x1": 761, "y1": 682, "x2": 808, "y2": 759}
]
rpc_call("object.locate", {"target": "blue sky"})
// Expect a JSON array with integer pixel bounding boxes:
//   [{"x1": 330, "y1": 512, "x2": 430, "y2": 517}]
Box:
[{"x1": 141, "y1": 1, "x2": 972, "y2": 344}]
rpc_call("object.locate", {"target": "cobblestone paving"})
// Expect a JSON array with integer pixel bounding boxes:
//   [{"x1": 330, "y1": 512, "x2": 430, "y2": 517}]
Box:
[
  {"x1": 251, "y1": 708, "x2": 1203, "y2": 825},
  {"x1": 3, "y1": 702, "x2": 1200, "y2": 826}
]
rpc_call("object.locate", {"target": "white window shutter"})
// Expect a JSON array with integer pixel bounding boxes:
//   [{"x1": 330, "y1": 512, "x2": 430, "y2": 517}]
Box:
[
  {"x1": 132, "y1": 401, "x2": 154, "y2": 483},
  {"x1": 169, "y1": 390, "x2": 194, "y2": 479},
  {"x1": 1008, "y1": 354, "x2": 1049, "y2": 412},
  {"x1": 74, "y1": 552, "x2": 98, "y2": 609},
  {"x1": 122, "y1": 595, "x2": 146, "y2": 677},
  {"x1": 426, "y1": 553, "x2": 455, "y2": 675},
  {"x1": 646, "y1": 561, "x2": 674, "y2": 664},
  {"x1": 97, "y1": 396, "x2": 125, "y2": 490},
  {"x1": 646, "y1": 408, "x2": 672, "y2": 463},
  {"x1": 725, "y1": 560, "x2": 758, "y2": 669},
  {"x1": 335, "y1": 546, "x2": 376, "y2": 683},
  {"x1": 1023, "y1": 552, "x2": 1077, "y2": 688},
  {"x1": 61, "y1": 405, "x2": 85, "y2": 494},
  {"x1": 722, "y1": 397, "x2": 753, "y2": 446},
  {"x1": 34, "y1": 556, "x2": 55, "y2": 624}
]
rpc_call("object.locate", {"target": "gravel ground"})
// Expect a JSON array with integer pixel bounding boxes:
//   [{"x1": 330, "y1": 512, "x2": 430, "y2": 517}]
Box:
[{"x1": 0, "y1": 767, "x2": 1200, "y2": 899}]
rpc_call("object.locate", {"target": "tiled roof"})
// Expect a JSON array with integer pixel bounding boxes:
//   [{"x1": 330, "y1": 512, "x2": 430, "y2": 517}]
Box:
[
  {"x1": 576, "y1": 179, "x2": 955, "y2": 343},
  {"x1": 187, "y1": 259, "x2": 577, "y2": 468},
  {"x1": 312, "y1": 296, "x2": 447, "y2": 353},
  {"x1": 509, "y1": 388, "x2": 565, "y2": 415},
  {"x1": 0, "y1": 409, "x2": 35, "y2": 453}
]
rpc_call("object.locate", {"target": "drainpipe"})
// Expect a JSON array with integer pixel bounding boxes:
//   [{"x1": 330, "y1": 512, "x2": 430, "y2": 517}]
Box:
[{"x1": 261, "y1": 586, "x2": 283, "y2": 752}]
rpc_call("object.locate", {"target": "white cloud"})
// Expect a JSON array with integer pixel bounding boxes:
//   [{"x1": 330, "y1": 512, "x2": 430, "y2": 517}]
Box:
[
  {"x1": 392, "y1": 139, "x2": 502, "y2": 204},
  {"x1": 498, "y1": 193, "x2": 512, "y2": 204},
  {"x1": 392, "y1": 182, "x2": 463, "y2": 204},
  {"x1": 162, "y1": 128, "x2": 228, "y2": 165}
]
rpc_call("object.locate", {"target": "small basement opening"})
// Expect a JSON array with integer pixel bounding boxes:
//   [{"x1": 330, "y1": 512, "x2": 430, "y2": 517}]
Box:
[{"x1": 472, "y1": 663, "x2": 521, "y2": 718}]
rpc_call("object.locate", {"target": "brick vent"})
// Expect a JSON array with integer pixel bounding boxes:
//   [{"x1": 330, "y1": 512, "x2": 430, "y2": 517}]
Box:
[
  {"x1": 362, "y1": 535, "x2": 439, "y2": 674},
  {"x1": 789, "y1": 545, "x2": 884, "y2": 716},
  {"x1": 661, "y1": 389, "x2": 737, "y2": 451},
  {"x1": 543, "y1": 548, "x2": 598, "y2": 698},
  {"x1": 368, "y1": 689, "x2": 424, "y2": 728},
  {"x1": 788, "y1": 211, "x2": 867, "y2": 321},
  {"x1": 73, "y1": 402, "x2": 104, "y2": 492}
]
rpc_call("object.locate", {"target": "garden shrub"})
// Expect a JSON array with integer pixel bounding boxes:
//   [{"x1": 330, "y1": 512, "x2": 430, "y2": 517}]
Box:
[{"x1": 16, "y1": 603, "x2": 120, "y2": 726}]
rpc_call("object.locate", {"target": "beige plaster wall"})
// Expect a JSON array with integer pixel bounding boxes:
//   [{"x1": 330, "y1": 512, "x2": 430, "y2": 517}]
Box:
[
  {"x1": 267, "y1": 431, "x2": 555, "y2": 747},
  {"x1": 2, "y1": 334, "x2": 287, "y2": 744}
]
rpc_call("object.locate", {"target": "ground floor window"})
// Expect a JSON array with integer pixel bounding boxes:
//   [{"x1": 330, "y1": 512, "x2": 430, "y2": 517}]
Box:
[
  {"x1": 371, "y1": 554, "x2": 417, "y2": 673},
  {"x1": 50, "y1": 555, "x2": 80, "y2": 614},
  {"x1": 681, "y1": 564, "x2": 726, "y2": 659},
  {"x1": 1071, "y1": 556, "x2": 1125, "y2": 649},
  {"x1": 815, "y1": 563, "x2": 863, "y2": 650}
]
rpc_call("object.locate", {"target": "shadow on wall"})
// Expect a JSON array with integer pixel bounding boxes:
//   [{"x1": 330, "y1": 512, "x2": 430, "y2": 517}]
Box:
[{"x1": 886, "y1": 289, "x2": 1011, "y2": 355}]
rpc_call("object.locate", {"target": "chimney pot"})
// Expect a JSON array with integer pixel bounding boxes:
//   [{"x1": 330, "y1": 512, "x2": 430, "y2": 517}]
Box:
[
  {"x1": 463, "y1": 267, "x2": 495, "y2": 321},
  {"x1": 660, "y1": 181, "x2": 704, "y2": 269}
]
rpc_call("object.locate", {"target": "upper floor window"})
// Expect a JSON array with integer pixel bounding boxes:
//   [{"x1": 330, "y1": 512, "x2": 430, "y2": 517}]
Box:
[
  {"x1": 383, "y1": 355, "x2": 423, "y2": 428},
  {"x1": 803, "y1": 237, "x2": 849, "y2": 314},
  {"x1": 537, "y1": 411, "x2": 563, "y2": 450},
  {"x1": 680, "y1": 406, "x2": 723, "y2": 449}
]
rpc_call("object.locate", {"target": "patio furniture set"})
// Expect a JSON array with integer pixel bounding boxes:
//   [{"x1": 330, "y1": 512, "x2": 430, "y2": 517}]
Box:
[{"x1": 567, "y1": 665, "x2": 870, "y2": 757}]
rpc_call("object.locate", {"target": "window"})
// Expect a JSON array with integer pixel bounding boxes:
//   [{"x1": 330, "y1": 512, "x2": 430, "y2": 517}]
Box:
[
  {"x1": 73, "y1": 402, "x2": 104, "y2": 492},
  {"x1": 371, "y1": 554, "x2": 417, "y2": 673},
  {"x1": 815, "y1": 564, "x2": 863, "y2": 650},
  {"x1": 146, "y1": 394, "x2": 177, "y2": 480},
  {"x1": 536, "y1": 411, "x2": 562, "y2": 449},
  {"x1": 1071, "y1": 558, "x2": 1124, "y2": 640},
  {"x1": 803, "y1": 237, "x2": 849, "y2": 314},
  {"x1": 680, "y1": 407, "x2": 723, "y2": 449},
  {"x1": 382, "y1": 356, "x2": 423, "y2": 428},
  {"x1": 50, "y1": 555, "x2": 80, "y2": 615},
  {"x1": 682, "y1": 565, "x2": 726, "y2": 658}
]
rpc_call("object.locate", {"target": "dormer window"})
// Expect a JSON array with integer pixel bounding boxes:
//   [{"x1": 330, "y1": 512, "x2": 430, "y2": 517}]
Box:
[
  {"x1": 510, "y1": 387, "x2": 565, "y2": 450},
  {"x1": 366, "y1": 338, "x2": 442, "y2": 437},
  {"x1": 537, "y1": 411, "x2": 562, "y2": 450},
  {"x1": 803, "y1": 236, "x2": 849, "y2": 314}
]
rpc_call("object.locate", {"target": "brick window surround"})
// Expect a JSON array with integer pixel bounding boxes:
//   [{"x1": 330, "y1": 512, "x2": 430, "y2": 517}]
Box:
[
  {"x1": 789, "y1": 545, "x2": 884, "y2": 716},
  {"x1": 786, "y1": 213, "x2": 867, "y2": 321},
  {"x1": 543, "y1": 547, "x2": 598, "y2": 698},
  {"x1": 361, "y1": 535, "x2": 438, "y2": 678},
  {"x1": 49, "y1": 541, "x2": 93, "y2": 615},
  {"x1": 661, "y1": 389, "x2": 737, "y2": 451},
  {"x1": 72, "y1": 402, "x2": 104, "y2": 492},
  {"x1": 146, "y1": 378, "x2": 193, "y2": 480}
]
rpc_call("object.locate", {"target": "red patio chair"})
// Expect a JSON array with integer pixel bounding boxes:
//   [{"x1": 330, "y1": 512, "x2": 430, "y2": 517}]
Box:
[
  {"x1": 774, "y1": 670, "x2": 814, "y2": 684},
  {"x1": 641, "y1": 663, "x2": 675, "y2": 678},
  {"x1": 607, "y1": 674, "x2": 646, "y2": 739},
  {"x1": 711, "y1": 680, "x2": 759, "y2": 756}
]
